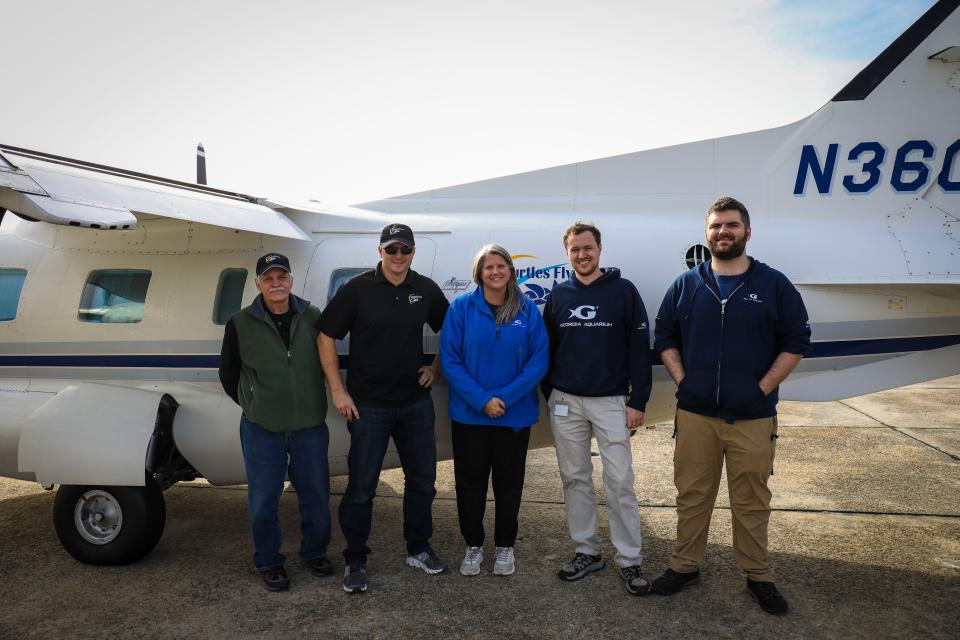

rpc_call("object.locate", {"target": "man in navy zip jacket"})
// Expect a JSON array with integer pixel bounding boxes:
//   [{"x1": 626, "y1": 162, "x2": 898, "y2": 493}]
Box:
[
  {"x1": 541, "y1": 222, "x2": 653, "y2": 596},
  {"x1": 651, "y1": 196, "x2": 811, "y2": 615}
]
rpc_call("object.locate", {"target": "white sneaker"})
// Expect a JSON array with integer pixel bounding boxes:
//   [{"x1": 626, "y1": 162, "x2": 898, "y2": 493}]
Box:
[
  {"x1": 460, "y1": 546, "x2": 483, "y2": 576},
  {"x1": 493, "y1": 546, "x2": 515, "y2": 576}
]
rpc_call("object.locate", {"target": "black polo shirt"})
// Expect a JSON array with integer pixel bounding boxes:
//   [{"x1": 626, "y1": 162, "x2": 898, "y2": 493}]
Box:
[{"x1": 318, "y1": 263, "x2": 448, "y2": 406}]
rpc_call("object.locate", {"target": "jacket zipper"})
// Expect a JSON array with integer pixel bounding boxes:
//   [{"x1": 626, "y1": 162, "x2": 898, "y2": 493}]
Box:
[{"x1": 704, "y1": 280, "x2": 745, "y2": 405}]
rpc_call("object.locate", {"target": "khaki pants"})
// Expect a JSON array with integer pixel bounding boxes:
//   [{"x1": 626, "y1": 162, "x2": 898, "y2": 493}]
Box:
[
  {"x1": 549, "y1": 391, "x2": 644, "y2": 568},
  {"x1": 671, "y1": 408, "x2": 778, "y2": 582}
]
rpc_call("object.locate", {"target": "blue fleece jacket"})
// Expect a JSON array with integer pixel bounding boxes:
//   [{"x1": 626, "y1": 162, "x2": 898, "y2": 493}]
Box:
[
  {"x1": 440, "y1": 287, "x2": 549, "y2": 429},
  {"x1": 541, "y1": 269, "x2": 652, "y2": 411},
  {"x1": 654, "y1": 257, "x2": 811, "y2": 421}
]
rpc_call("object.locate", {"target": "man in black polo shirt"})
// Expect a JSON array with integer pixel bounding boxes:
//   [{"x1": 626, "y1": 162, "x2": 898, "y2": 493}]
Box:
[{"x1": 318, "y1": 223, "x2": 449, "y2": 594}]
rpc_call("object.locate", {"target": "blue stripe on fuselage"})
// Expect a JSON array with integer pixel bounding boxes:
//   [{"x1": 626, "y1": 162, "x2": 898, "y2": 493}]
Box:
[{"x1": 0, "y1": 335, "x2": 957, "y2": 369}]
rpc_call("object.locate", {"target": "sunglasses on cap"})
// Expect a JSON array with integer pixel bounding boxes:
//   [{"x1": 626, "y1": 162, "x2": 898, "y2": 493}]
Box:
[{"x1": 383, "y1": 244, "x2": 413, "y2": 255}]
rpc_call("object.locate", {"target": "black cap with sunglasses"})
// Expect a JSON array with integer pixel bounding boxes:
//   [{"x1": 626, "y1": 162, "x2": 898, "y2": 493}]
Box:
[{"x1": 380, "y1": 223, "x2": 415, "y2": 248}]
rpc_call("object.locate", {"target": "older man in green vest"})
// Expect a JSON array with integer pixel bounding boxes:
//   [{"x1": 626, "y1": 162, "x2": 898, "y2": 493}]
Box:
[{"x1": 219, "y1": 253, "x2": 331, "y2": 591}]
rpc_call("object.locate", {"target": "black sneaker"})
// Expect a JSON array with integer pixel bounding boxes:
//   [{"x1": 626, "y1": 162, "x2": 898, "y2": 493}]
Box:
[
  {"x1": 306, "y1": 555, "x2": 334, "y2": 577},
  {"x1": 558, "y1": 553, "x2": 605, "y2": 581},
  {"x1": 747, "y1": 580, "x2": 789, "y2": 614},
  {"x1": 619, "y1": 565, "x2": 652, "y2": 596},
  {"x1": 261, "y1": 565, "x2": 290, "y2": 592},
  {"x1": 406, "y1": 548, "x2": 448, "y2": 574},
  {"x1": 651, "y1": 568, "x2": 701, "y2": 595},
  {"x1": 342, "y1": 562, "x2": 368, "y2": 594}
]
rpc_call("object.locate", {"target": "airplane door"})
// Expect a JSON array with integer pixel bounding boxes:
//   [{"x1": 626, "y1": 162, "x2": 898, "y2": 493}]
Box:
[{"x1": 302, "y1": 235, "x2": 438, "y2": 475}]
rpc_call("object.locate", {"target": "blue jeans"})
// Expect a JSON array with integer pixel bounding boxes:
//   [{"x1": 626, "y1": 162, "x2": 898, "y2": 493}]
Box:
[
  {"x1": 339, "y1": 394, "x2": 437, "y2": 563},
  {"x1": 240, "y1": 417, "x2": 331, "y2": 570}
]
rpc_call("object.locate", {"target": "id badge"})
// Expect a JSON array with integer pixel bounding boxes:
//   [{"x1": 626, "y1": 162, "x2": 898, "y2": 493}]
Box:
[{"x1": 553, "y1": 403, "x2": 569, "y2": 417}]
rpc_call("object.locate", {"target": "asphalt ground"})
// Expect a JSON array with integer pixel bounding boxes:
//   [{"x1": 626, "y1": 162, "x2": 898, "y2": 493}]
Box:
[{"x1": 1, "y1": 378, "x2": 958, "y2": 640}]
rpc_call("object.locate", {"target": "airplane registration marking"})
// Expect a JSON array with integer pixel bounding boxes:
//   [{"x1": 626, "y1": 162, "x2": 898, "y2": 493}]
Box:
[{"x1": 794, "y1": 139, "x2": 960, "y2": 195}]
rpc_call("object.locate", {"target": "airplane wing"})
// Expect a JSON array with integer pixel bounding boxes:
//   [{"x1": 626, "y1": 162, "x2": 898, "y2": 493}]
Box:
[{"x1": 0, "y1": 145, "x2": 310, "y2": 240}]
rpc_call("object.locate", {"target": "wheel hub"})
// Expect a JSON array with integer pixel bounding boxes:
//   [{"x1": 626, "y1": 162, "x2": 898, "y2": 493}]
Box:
[{"x1": 74, "y1": 490, "x2": 123, "y2": 545}]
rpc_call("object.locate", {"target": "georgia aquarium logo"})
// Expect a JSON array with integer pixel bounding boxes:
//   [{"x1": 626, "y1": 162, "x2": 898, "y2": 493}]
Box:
[{"x1": 512, "y1": 254, "x2": 571, "y2": 306}]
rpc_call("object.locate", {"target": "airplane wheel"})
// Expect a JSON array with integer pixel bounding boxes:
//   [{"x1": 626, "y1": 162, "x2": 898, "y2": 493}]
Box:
[{"x1": 53, "y1": 474, "x2": 166, "y2": 565}]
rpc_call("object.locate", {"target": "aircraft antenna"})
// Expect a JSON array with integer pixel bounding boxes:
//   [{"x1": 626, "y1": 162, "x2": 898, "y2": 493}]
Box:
[{"x1": 196, "y1": 143, "x2": 207, "y2": 185}]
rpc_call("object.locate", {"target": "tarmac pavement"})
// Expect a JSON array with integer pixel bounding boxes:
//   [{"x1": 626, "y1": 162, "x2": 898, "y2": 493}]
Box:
[{"x1": 1, "y1": 377, "x2": 958, "y2": 639}]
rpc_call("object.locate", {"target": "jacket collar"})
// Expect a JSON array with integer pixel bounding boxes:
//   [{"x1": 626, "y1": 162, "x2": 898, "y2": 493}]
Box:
[
  {"x1": 248, "y1": 293, "x2": 308, "y2": 321},
  {"x1": 570, "y1": 267, "x2": 620, "y2": 289},
  {"x1": 467, "y1": 285, "x2": 529, "y2": 320},
  {"x1": 696, "y1": 257, "x2": 764, "y2": 295}
]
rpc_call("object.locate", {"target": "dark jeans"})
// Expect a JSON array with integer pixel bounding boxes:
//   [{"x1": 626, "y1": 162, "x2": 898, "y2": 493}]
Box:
[
  {"x1": 451, "y1": 421, "x2": 531, "y2": 548},
  {"x1": 239, "y1": 417, "x2": 331, "y2": 570},
  {"x1": 339, "y1": 394, "x2": 437, "y2": 564}
]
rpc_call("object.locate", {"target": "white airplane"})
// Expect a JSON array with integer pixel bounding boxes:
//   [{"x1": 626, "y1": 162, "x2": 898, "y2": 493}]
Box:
[{"x1": 0, "y1": 1, "x2": 957, "y2": 566}]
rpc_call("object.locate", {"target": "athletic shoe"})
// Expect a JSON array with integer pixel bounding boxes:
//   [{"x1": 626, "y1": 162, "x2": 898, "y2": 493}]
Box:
[
  {"x1": 651, "y1": 568, "x2": 701, "y2": 595},
  {"x1": 342, "y1": 562, "x2": 368, "y2": 594},
  {"x1": 261, "y1": 565, "x2": 290, "y2": 591},
  {"x1": 406, "y1": 548, "x2": 448, "y2": 574},
  {"x1": 557, "y1": 552, "x2": 604, "y2": 581},
  {"x1": 493, "y1": 546, "x2": 516, "y2": 576},
  {"x1": 618, "y1": 565, "x2": 651, "y2": 595},
  {"x1": 460, "y1": 546, "x2": 483, "y2": 576},
  {"x1": 747, "y1": 580, "x2": 789, "y2": 614},
  {"x1": 306, "y1": 555, "x2": 334, "y2": 577}
]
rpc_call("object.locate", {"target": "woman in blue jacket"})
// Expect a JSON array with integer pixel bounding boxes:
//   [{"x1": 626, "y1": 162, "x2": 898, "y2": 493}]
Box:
[{"x1": 439, "y1": 244, "x2": 549, "y2": 577}]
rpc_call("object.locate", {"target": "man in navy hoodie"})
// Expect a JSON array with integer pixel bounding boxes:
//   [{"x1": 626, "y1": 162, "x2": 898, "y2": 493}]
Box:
[
  {"x1": 652, "y1": 196, "x2": 810, "y2": 614},
  {"x1": 542, "y1": 222, "x2": 653, "y2": 596}
]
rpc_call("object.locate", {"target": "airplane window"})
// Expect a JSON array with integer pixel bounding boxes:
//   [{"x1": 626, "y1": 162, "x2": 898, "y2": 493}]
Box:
[
  {"x1": 685, "y1": 244, "x2": 710, "y2": 269},
  {"x1": 327, "y1": 268, "x2": 369, "y2": 354},
  {"x1": 212, "y1": 268, "x2": 248, "y2": 325},
  {"x1": 328, "y1": 267, "x2": 369, "y2": 304},
  {"x1": 78, "y1": 269, "x2": 152, "y2": 323},
  {"x1": 0, "y1": 268, "x2": 27, "y2": 321}
]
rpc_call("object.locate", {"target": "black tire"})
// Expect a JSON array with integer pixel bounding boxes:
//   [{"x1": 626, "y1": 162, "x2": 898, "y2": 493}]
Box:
[{"x1": 53, "y1": 474, "x2": 166, "y2": 565}]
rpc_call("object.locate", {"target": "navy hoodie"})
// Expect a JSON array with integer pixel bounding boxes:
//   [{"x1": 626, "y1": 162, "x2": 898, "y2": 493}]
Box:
[
  {"x1": 542, "y1": 269, "x2": 652, "y2": 411},
  {"x1": 654, "y1": 257, "x2": 811, "y2": 421}
]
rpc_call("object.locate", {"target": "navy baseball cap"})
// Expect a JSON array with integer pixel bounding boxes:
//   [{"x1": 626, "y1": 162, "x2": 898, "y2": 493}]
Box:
[
  {"x1": 379, "y1": 223, "x2": 415, "y2": 247},
  {"x1": 256, "y1": 253, "x2": 291, "y2": 276}
]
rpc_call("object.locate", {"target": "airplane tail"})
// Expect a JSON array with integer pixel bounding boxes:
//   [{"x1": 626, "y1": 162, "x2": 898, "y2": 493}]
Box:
[{"x1": 832, "y1": 0, "x2": 959, "y2": 102}]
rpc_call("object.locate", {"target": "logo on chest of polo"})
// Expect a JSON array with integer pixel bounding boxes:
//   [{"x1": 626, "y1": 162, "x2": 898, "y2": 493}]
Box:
[{"x1": 409, "y1": 294, "x2": 423, "y2": 304}]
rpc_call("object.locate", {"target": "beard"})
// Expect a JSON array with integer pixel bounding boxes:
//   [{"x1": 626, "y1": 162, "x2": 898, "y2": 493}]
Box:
[
  {"x1": 709, "y1": 236, "x2": 747, "y2": 261},
  {"x1": 574, "y1": 262, "x2": 598, "y2": 277}
]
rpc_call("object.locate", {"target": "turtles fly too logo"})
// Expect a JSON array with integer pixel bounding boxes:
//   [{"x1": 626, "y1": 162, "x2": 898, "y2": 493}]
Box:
[{"x1": 512, "y1": 254, "x2": 572, "y2": 306}]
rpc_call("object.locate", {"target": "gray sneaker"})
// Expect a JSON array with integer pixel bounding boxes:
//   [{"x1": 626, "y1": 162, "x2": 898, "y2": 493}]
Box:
[
  {"x1": 342, "y1": 562, "x2": 368, "y2": 594},
  {"x1": 460, "y1": 546, "x2": 483, "y2": 576},
  {"x1": 493, "y1": 546, "x2": 516, "y2": 576},
  {"x1": 406, "y1": 548, "x2": 447, "y2": 574},
  {"x1": 558, "y1": 552, "x2": 605, "y2": 581},
  {"x1": 619, "y1": 565, "x2": 651, "y2": 596}
]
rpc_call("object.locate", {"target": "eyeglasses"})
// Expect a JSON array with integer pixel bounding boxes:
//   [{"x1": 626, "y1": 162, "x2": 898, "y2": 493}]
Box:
[{"x1": 383, "y1": 244, "x2": 413, "y2": 255}]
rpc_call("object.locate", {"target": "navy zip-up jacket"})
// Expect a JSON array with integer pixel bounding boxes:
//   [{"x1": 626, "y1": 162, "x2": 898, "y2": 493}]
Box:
[
  {"x1": 654, "y1": 257, "x2": 811, "y2": 421},
  {"x1": 541, "y1": 269, "x2": 652, "y2": 411}
]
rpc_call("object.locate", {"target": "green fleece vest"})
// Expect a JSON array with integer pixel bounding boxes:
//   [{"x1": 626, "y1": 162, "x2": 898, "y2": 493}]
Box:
[{"x1": 233, "y1": 299, "x2": 327, "y2": 432}]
